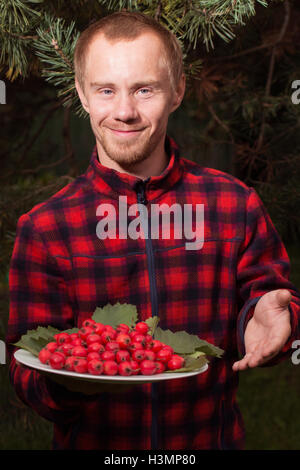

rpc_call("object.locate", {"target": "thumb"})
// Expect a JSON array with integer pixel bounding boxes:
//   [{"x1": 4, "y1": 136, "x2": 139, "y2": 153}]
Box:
[{"x1": 276, "y1": 289, "x2": 292, "y2": 308}]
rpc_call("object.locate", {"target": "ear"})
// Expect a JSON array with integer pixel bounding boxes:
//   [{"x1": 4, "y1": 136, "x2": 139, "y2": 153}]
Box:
[
  {"x1": 170, "y1": 73, "x2": 186, "y2": 113},
  {"x1": 75, "y1": 77, "x2": 90, "y2": 114}
]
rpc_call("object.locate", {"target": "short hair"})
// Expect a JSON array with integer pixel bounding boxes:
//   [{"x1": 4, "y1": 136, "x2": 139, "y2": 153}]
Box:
[{"x1": 74, "y1": 11, "x2": 184, "y2": 93}]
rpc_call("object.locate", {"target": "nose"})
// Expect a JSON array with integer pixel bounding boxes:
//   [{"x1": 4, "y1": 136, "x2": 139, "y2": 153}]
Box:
[{"x1": 113, "y1": 92, "x2": 139, "y2": 122}]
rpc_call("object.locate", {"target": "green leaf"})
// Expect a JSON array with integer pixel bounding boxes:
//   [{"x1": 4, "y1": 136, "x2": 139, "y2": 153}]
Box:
[
  {"x1": 154, "y1": 327, "x2": 224, "y2": 357},
  {"x1": 13, "y1": 325, "x2": 60, "y2": 356},
  {"x1": 92, "y1": 302, "x2": 138, "y2": 329},
  {"x1": 145, "y1": 316, "x2": 160, "y2": 336}
]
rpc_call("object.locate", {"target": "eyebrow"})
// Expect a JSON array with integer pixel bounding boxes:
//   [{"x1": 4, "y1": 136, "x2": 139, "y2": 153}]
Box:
[{"x1": 90, "y1": 80, "x2": 162, "y2": 89}]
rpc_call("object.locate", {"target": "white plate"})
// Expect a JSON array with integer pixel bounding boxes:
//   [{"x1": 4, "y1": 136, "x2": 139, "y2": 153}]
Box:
[{"x1": 14, "y1": 349, "x2": 208, "y2": 384}]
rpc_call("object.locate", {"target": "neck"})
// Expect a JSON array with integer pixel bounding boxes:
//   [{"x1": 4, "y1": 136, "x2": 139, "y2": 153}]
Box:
[{"x1": 96, "y1": 138, "x2": 169, "y2": 181}]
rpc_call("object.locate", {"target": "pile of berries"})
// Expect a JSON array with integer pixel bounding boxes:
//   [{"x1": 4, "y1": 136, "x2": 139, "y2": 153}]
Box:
[{"x1": 38, "y1": 319, "x2": 185, "y2": 376}]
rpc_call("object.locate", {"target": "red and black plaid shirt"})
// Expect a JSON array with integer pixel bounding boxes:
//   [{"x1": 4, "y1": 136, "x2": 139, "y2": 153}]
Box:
[{"x1": 6, "y1": 135, "x2": 300, "y2": 449}]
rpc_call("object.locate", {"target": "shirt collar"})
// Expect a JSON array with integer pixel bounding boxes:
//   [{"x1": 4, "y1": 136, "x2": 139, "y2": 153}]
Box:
[{"x1": 85, "y1": 135, "x2": 184, "y2": 204}]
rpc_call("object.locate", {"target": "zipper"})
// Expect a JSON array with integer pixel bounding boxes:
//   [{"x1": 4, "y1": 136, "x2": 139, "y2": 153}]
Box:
[{"x1": 135, "y1": 180, "x2": 159, "y2": 450}]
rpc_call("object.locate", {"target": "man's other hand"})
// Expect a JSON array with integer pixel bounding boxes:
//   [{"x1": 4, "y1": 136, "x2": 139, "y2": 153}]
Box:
[{"x1": 232, "y1": 289, "x2": 292, "y2": 371}]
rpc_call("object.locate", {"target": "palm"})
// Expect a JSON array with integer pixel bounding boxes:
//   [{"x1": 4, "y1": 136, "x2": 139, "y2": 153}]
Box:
[{"x1": 232, "y1": 289, "x2": 292, "y2": 371}]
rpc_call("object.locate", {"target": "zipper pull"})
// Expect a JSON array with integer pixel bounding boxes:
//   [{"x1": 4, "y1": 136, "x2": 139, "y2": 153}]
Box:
[{"x1": 135, "y1": 179, "x2": 149, "y2": 205}]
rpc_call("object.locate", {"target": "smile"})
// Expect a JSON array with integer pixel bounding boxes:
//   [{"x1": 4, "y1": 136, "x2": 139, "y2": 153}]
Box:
[{"x1": 109, "y1": 128, "x2": 144, "y2": 137}]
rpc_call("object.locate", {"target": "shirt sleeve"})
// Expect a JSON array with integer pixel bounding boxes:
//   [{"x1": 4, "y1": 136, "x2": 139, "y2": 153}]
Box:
[
  {"x1": 6, "y1": 212, "x2": 85, "y2": 424},
  {"x1": 235, "y1": 187, "x2": 300, "y2": 365}
]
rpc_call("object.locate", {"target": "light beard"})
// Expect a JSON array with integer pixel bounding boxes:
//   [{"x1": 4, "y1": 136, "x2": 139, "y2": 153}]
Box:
[{"x1": 98, "y1": 127, "x2": 156, "y2": 168}]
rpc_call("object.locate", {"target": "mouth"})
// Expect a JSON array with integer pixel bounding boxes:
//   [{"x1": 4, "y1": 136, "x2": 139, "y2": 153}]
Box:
[{"x1": 108, "y1": 128, "x2": 144, "y2": 137}]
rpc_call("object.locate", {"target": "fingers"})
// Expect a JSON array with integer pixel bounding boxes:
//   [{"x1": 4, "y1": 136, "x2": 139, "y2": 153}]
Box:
[{"x1": 232, "y1": 345, "x2": 278, "y2": 371}]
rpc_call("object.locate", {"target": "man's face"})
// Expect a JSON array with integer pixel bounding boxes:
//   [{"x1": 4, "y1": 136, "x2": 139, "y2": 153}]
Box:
[{"x1": 75, "y1": 32, "x2": 185, "y2": 169}]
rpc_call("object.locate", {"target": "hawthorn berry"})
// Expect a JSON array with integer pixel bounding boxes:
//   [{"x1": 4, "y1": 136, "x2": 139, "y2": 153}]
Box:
[
  {"x1": 115, "y1": 350, "x2": 131, "y2": 363},
  {"x1": 167, "y1": 355, "x2": 185, "y2": 371},
  {"x1": 156, "y1": 347, "x2": 173, "y2": 363},
  {"x1": 87, "y1": 359, "x2": 103, "y2": 375},
  {"x1": 49, "y1": 352, "x2": 65, "y2": 370},
  {"x1": 135, "y1": 321, "x2": 149, "y2": 335},
  {"x1": 87, "y1": 342, "x2": 105, "y2": 354},
  {"x1": 116, "y1": 333, "x2": 131, "y2": 349},
  {"x1": 45, "y1": 341, "x2": 58, "y2": 353},
  {"x1": 101, "y1": 351, "x2": 116, "y2": 362},
  {"x1": 65, "y1": 356, "x2": 77, "y2": 371},
  {"x1": 72, "y1": 345, "x2": 87, "y2": 357},
  {"x1": 38, "y1": 348, "x2": 51, "y2": 364},
  {"x1": 131, "y1": 349, "x2": 146, "y2": 362},
  {"x1": 73, "y1": 357, "x2": 88, "y2": 374},
  {"x1": 140, "y1": 360, "x2": 157, "y2": 375},
  {"x1": 118, "y1": 361, "x2": 133, "y2": 376},
  {"x1": 103, "y1": 360, "x2": 118, "y2": 376}
]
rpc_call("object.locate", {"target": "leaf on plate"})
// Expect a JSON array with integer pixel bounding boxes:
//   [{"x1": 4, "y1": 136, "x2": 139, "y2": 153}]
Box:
[
  {"x1": 91, "y1": 302, "x2": 138, "y2": 329},
  {"x1": 154, "y1": 327, "x2": 224, "y2": 357},
  {"x1": 13, "y1": 325, "x2": 60, "y2": 357},
  {"x1": 145, "y1": 316, "x2": 160, "y2": 336}
]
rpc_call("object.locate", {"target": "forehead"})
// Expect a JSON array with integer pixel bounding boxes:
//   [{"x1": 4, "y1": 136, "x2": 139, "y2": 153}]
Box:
[{"x1": 85, "y1": 32, "x2": 169, "y2": 79}]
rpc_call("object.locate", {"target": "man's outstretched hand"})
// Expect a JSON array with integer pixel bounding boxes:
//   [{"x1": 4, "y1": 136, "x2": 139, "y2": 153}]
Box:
[{"x1": 232, "y1": 289, "x2": 292, "y2": 371}]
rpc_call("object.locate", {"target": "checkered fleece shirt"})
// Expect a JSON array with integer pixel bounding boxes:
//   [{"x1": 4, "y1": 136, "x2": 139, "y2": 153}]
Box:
[{"x1": 6, "y1": 136, "x2": 300, "y2": 449}]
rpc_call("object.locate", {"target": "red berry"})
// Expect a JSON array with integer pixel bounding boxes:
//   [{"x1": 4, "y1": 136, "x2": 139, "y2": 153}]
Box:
[
  {"x1": 93, "y1": 323, "x2": 106, "y2": 335},
  {"x1": 116, "y1": 323, "x2": 130, "y2": 334},
  {"x1": 151, "y1": 340, "x2": 163, "y2": 353},
  {"x1": 144, "y1": 350, "x2": 156, "y2": 361},
  {"x1": 49, "y1": 352, "x2": 65, "y2": 370},
  {"x1": 38, "y1": 348, "x2": 51, "y2": 364},
  {"x1": 105, "y1": 341, "x2": 120, "y2": 353},
  {"x1": 162, "y1": 344, "x2": 174, "y2": 354},
  {"x1": 167, "y1": 355, "x2": 185, "y2": 371},
  {"x1": 131, "y1": 349, "x2": 146, "y2": 362},
  {"x1": 65, "y1": 356, "x2": 77, "y2": 371},
  {"x1": 101, "y1": 351, "x2": 115, "y2": 362},
  {"x1": 156, "y1": 347, "x2": 173, "y2": 363},
  {"x1": 72, "y1": 345, "x2": 87, "y2": 358},
  {"x1": 131, "y1": 333, "x2": 146, "y2": 346},
  {"x1": 87, "y1": 359, "x2": 103, "y2": 376},
  {"x1": 140, "y1": 360, "x2": 157, "y2": 375},
  {"x1": 115, "y1": 350, "x2": 131, "y2": 363},
  {"x1": 101, "y1": 330, "x2": 116, "y2": 344},
  {"x1": 54, "y1": 332, "x2": 71, "y2": 344},
  {"x1": 45, "y1": 341, "x2": 58, "y2": 353},
  {"x1": 116, "y1": 333, "x2": 131, "y2": 349},
  {"x1": 118, "y1": 361, "x2": 133, "y2": 376},
  {"x1": 70, "y1": 333, "x2": 79, "y2": 341},
  {"x1": 73, "y1": 357, "x2": 88, "y2": 374},
  {"x1": 59, "y1": 343, "x2": 73, "y2": 356},
  {"x1": 79, "y1": 326, "x2": 94, "y2": 340},
  {"x1": 87, "y1": 342, "x2": 105, "y2": 354},
  {"x1": 130, "y1": 360, "x2": 140, "y2": 375},
  {"x1": 86, "y1": 333, "x2": 101, "y2": 345},
  {"x1": 103, "y1": 360, "x2": 118, "y2": 376},
  {"x1": 155, "y1": 362, "x2": 166, "y2": 374},
  {"x1": 71, "y1": 337, "x2": 84, "y2": 347},
  {"x1": 82, "y1": 318, "x2": 96, "y2": 328},
  {"x1": 87, "y1": 351, "x2": 101, "y2": 362},
  {"x1": 128, "y1": 341, "x2": 144, "y2": 353},
  {"x1": 135, "y1": 321, "x2": 149, "y2": 335}
]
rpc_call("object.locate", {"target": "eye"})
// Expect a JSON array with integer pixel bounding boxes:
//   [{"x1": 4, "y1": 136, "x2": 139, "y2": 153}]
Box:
[
  {"x1": 100, "y1": 89, "x2": 113, "y2": 95},
  {"x1": 138, "y1": 88, "x2": 151, "y2": 95}
]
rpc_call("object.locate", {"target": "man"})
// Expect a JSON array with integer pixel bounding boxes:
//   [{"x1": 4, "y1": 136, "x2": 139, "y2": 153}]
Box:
[{"x1": 6, "y1": 11, "x2": 300, "y2": 450}]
